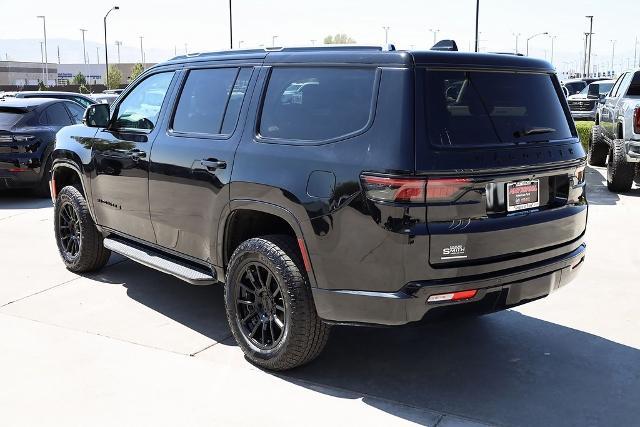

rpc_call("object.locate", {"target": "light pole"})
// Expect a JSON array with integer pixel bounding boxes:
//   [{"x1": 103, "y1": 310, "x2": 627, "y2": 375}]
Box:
[
  {"x1": 238, "y1": 40, "x2": 244, "y2": 49},
  {"x1": 382, "y1": 26, "x2": 390, "y2": 45},
  {"x1": 103, "y1": 6, "x2": 119, "y2": 88},
  {"x1": 310, "y1": 39, "x2": 316, "y2": 46},
  {"x1": 526, "y1": 32, "x2": 548, "y2": 56},
  {"x1": 429, "y1": 28, "x2": 440, "y2": 45},
  {"x1": 513, "y1": 33, "x2": 521, "y2": 54},
  {"x1": 610, "y1": 40, "x2": 617, "y2": 75},
  {"x1": 586, "y1": 16, "x2": 594, "y2": 78},
  {"x1": 550, "y1": 35, "x2": 557, "y2": 64},
  {"x1": 184, "y1": 43, "x2": 188, "y2": 54},
  {"x1": 272, "y1": 35, "x2": 278, "y2": 47},
  {"x1": 39, "y1": 41, "x2": 45, "y2": 83},
  {"x1": 36, "y1": 16, "x2": 48, "y2": 85},
  {"x1": 229, "y1": 0, "x2": 233, "y2": 49},
  {"x1": 80, "y1": 29, "x2": 88, "y2": 64},
  {"x1": 139, "y1": 36, "x2": 144, "y2": 66},
  {"x1": 115, "y1": 41, "x2": 122, "y2": 63},
  {"x1": 474, "y1": 0, "x2": 480, "y2": 52},
  {"x1": 634, "y1": 37, "x2": 638, "y2": 68}
]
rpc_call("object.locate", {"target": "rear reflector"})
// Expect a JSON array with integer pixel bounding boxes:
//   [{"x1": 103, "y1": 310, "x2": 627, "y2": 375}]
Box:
[
  {"x1": 49, "y1": 178, "x2": 57, "y2": 202},
  {"x1": 297, "y1": 238, "x2": 312, "y2": 272},
  {"x1": 427, "y1": 289, "x2": 478, "y2": 303}
]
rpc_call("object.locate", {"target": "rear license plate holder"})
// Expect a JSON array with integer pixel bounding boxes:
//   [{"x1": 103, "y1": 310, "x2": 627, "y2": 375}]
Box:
[{"x1": 506, "y1": 179, "x2": 540, "y2": 212}]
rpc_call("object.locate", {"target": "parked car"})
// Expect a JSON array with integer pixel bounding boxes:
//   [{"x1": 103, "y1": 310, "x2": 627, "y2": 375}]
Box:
[
  {"x1": 567, "y1": 79, "x2": 615, "y2": 120},
  {"x1": 564, "y1": 79, "x2": 588, "y2": 96},
  {"x1": 90, "y1": 93, "x2": 119, "y2": 105},
  {"x1": 10, "y1": 91, "x2": 96, "y2": 108},
  {"x1": 0, "y1": 98, "x2": 85, "y2": 195},
  {"x1": 103, "y1": 89, "x2": 124, "y2": 95},
  {"x1": 50, "y1": 46, "x2": 587, "y2": 370},
  {"x1": 589, "y1": 69, "x2": 640, "y2": 191}
]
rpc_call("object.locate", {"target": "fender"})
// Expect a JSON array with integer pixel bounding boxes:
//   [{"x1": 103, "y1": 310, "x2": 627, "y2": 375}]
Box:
[
  {"x1": 218, "y1": 199, "x2": 318, "y2": 287},
  {"x1": 51, "y1": 158, "x2": 98, "y2": 223}
]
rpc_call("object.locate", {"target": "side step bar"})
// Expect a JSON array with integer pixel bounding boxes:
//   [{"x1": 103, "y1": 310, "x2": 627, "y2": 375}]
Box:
[{"x1": 103, "y1": 237, "x2": 216, "y2": 285}]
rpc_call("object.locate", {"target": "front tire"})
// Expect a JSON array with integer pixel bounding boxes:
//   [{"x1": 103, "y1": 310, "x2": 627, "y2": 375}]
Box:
[
  {"x1": 588, "y1": 125, "x2": 607, "y2": 166},
  {"x1": 54, "y1": 186, "x2": 111, "y2": 272},
  {"x1": 606, "y1": 139, "x2": 635, "y2": 192},
  {"x1": 224, "y1": 235, "x2": 330, "y2": 371}
]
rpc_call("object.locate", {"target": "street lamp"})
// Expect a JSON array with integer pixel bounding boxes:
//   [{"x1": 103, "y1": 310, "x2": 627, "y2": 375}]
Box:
[
  {"x1": 610, "y1": 40, "x2": 617, "y2": 75},
  {"x1": 36, "y1": 16, "x2": 48, "y2": 85},
  {"x1": 513, "y1": 33, "x2": 521, "y2": 54},
  {"x1": 550, "y1": 35, "x2": 557, "y2": 64},
  {"x1": 526, "y1": 32, "x2": 548, "y2": 56},
  {"x1": 115, "y1": 41, "x2": 122, "y2": 63},
  {"x1": 103, "y1": 6, "x2": 119, "y2": 88},
  {"x1": 382, "y1": 26, "x2": 390, "y2": 45},
  {"x1": 238, "y1": 40, "x2": 244, "y2": 49},
  {"x1": 80, "y1": 29, "x2": 88, "y2": 64},
  {"x1": 272, "y1": 35, "x2": 278, "y2": 47},
  {"x1": 229, "y1": 0, "x2": 233, "y2": 49},
  {"x1": 429, "y1": 28, "x2": 440, "y2": 45},
  {"x1": 139, "y1": 36, "x2": 144, "y2": 66}
]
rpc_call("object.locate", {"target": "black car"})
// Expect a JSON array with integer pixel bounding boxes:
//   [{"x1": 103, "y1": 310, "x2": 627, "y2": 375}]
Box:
[
  {"x1": 51, "y1": 46, "x2": 587, "y2": 370},
  {"x1": 11, "y1": 91, "x2": 96, "y2": 108},
  {"x1": 0, "y1": 98, "x2": 85, "y2": 195}
]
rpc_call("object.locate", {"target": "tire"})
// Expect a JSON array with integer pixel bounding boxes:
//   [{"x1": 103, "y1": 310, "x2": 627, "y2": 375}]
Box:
[
  {"x1": 588, "y1": 125, "x2": 608, "y2": 166},
  {"x1": 33, "y1": 156, "x2": 52, "y2": 198},
  {"x1": 606, "y1": 139, "x2": 635, "y2": 192},
  {"x1": 54, "y1": 186, "x2": 111, "y2": 272},
  {"x1": 224, "y1": 235, "x2": 330, "y2": 371}
]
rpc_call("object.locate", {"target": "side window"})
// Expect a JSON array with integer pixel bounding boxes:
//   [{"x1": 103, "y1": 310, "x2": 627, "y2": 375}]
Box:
[
  {"x1": 113, "y1": 72, "x2": 174, "y2": 131},
  {"x1": 259, "y1": 67, "x2": 376, "y2": 142},
  {"x1": 66, "y1": 102, "x2": 86, "y2": 124},
  {"x1": 221, "y1": 68, "x2": 253, "y2": 134},
  {"x1": 618, "y1": 72, "x2": 635, "y2": 97},
  {"x1": 44, "y1": 103, "x2": 73, "y2": 126},
  {"x1": 610, "y1": 73, "x2": 626, "y2": 97},
  {"x1": 172, "y1": 67, "x2": 239, "y2": 135},
  {"x1": 627, "y1": 72, "x2": 640, "y2": 97}
]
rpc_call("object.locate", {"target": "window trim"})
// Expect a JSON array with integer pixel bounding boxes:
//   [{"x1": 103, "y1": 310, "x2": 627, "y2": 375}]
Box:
[
  {"x1": 167, "y1": 66, "x2": 251, "y2": 140},
  {"x1": 254, "y1": 65, "x2": 381, "y2": 146},
  {"x1": 609, "y1": 73, "x2": 626, "y2": 98},
  {"x1": 109, "y1": 70, "x2": 176, "y2": 134}
]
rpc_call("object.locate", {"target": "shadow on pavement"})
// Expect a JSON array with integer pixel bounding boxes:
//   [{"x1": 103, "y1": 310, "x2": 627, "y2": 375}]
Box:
[
  {"x1": 0, "y1": 190, "x2": 52, "y2": 210},
  {"x1": 587, "y1": 166, "x2": 640, "y2": 205},
  {"x1": 279, "y1": 312, "x2": 640, "y2": 426}
]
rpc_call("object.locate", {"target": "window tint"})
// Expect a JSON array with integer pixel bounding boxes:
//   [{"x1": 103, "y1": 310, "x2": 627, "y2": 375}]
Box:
[
  {"x1": 627, "y1": 72, "x2": 640, "y2": 96},
  {"x1": 114, "y1": 72, "x2": 173, "y2": 131},
  {"x1": 172, "y1": 68, "x2": 238, "y2": 135},
  {"x1": 221, "y1": 68, "x2": 253, "y2": 134},
  {"x1": 66, "y1": 102, "x2": 86, "y2": 124},
  {"x1": 259, "y1": 67, "x2": 376, "y2": 141},
  {"x1": 424, "y1": 70, "x2": 573, "y2": 147},
  {"x1": 44, "y1": 103, "x2": 73, "y2": 126}
]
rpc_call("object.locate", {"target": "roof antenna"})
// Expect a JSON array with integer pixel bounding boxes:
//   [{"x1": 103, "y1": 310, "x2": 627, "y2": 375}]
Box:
[{"x1": 431, "y1": 40, "x2": 458, "y2": 51}]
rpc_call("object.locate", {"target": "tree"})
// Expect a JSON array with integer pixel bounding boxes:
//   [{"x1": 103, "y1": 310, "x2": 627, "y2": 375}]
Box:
[
  {"x1": 323, "y1": 33, "x2": 356, "y2": 44},
  {"x1": 71, "y1": 72, "x2": 86, "y2": 86},
  {"x1": 107, "y1": 65, "x2": 122, "y2": 89},
  {"x1": 129, "y1": 63, "x2": 145, "y2": 81}
]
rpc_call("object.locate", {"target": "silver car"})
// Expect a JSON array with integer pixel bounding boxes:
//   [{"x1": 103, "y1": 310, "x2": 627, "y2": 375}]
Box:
[{"x1": 567, "y1": 80, "x2": 614, "y2": 120}]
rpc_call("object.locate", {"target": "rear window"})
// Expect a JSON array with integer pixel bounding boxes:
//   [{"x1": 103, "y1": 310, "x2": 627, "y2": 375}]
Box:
[
  {"x1": 259, "y1": 67, "x2": 376, "y2": 142},
  {"x1": 627, "y1": 72, "x2": 640, "y2": 96},
  {"x1": 424, "y1": 70, "x2": 573, "y2": 147},
  {"x1": 0, "y1": 107, "x2": 28, "y2": 127}
]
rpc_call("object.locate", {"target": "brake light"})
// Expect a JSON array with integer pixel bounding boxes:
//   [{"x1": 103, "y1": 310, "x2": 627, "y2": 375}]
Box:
[
  {"x1": 634, "y1": 107, "x2": 640, "y2": 134},
  {"x1": 427, "y1": 289, "x2": 478, "y2": 303},
  {"x1": 426, "y1": 178, "x2": 471, "y2": 201},
  {"x1": 361, "y1": 175, "x2": 427, "y2": 203}
]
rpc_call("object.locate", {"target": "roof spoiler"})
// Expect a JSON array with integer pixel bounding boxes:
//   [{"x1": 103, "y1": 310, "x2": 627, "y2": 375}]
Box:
[{"x1": 431, "y1": 40, "x2": 458, "y2": 51}]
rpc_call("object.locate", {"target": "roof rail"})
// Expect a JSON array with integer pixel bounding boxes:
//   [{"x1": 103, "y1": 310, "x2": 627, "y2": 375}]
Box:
[{"x1": 168, "y1": 45, "x2": 384, "y2": 61}]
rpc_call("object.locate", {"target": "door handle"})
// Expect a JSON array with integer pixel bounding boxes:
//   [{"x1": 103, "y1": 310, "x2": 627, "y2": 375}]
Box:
[
  {"x1": 128, "y1": 149, "x2": 147, "y2": 161},
  {"x1": 200, "y1": 159, "x2": 227, "y2": 171}
]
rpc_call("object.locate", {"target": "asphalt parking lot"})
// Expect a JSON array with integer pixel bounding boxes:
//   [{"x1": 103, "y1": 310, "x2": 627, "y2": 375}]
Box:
[{"x1": 0, "y1": 166, "x2": 639, "y2": 427}]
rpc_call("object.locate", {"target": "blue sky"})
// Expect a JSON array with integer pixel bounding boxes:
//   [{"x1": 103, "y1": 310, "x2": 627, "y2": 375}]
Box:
[{"x1": 1, "y1": 0, "x2": 638, "y2": 74}]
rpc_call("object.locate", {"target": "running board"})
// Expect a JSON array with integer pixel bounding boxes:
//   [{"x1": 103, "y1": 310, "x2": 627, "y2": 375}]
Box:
[{"x1": 103, "y1": 237, "x2": 216, "y2": 285}]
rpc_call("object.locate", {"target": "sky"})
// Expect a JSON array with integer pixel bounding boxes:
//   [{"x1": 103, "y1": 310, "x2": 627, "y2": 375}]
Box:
[{"x1": 1, "y1": 0, "x2": 639, "y2": 75}]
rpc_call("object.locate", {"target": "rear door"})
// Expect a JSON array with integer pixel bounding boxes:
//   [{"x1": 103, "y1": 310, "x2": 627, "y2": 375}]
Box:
[
  {"x1": 417, "y1": 68, "x2": 587, "y2": 270},
  {"x1": 148, "y1": 66, "x2": 256, "y2": 263},
  {"x1": 602, "y1": 73, "x2": 626, "y2": 137}
]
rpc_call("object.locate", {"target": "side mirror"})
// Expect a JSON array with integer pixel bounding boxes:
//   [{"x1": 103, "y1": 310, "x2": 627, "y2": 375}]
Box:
[{"x1": 83, "y1": 103, "x2": 110, "y2": 128}]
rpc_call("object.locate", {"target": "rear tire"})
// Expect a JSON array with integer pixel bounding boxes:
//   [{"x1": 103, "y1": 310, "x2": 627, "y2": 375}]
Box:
[
  {"x1": 606, "y1": 139, "x2": 635, "y2": 192},
  {"x1": 54, "y1": 186, "x2": 111, "y2": 272},
  {"x1": 588, "y1": 125, "x2": 607, "y2": 166},
  {"x1": 224, "y1": 235, "x2": 330, "y2": 371},
  {"x1": 33, "y1": 156, "x2": 52, "y2": 198}
]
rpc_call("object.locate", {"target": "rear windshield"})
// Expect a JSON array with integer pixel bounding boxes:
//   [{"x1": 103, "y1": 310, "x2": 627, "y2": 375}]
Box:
[
  {"x1": 0, "y1": 107, "x2": 27, "y2": 128},
  {"x1": 424, "y1": 70, "x2": 573, "y2": 147}
]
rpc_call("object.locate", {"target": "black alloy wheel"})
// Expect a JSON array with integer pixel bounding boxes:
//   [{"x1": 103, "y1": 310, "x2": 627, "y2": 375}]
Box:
[
  {"x1": 58, "y1": 201, "x2": 82, "y2": 259},
  {"x1": 235, "y1": 262, "x2": 286, "y2": 350}
]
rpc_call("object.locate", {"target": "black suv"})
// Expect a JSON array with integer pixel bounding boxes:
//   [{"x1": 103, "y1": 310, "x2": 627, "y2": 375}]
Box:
[{"x1": 51, "y1": 46, "x2": 587, "y2": 370}]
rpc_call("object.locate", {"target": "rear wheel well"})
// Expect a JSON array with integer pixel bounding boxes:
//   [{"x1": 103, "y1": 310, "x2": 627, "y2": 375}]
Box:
[
  {"x1": 224, "y1": 209, "x2": 298, "y2": 267},
  {"x1": 52, "y1": 165, "x2": 84, "y2": 197}
]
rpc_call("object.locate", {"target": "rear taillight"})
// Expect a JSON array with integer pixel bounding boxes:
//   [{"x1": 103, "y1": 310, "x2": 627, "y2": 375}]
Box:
[
  {"x1": 361, "y1": 175, "x2": 427, "y2": 203},
  {"x1": 361, "y1": 175, "x2": 471, "y2": 203},
  {"x1": 634, "y1": 107, "x2": 640, "y2": 134}
]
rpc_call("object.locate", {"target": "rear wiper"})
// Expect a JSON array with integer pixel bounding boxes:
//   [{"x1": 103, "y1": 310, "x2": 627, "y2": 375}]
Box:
[{"x1": 513, "y1": 127, "x2": 556, "y2": 138}]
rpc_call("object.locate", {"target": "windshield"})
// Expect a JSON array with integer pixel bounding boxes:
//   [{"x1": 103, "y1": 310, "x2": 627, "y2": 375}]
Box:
[
  {"x1": 581, "y1": 82, "x2": 614, "y2": 96},
  {"x1": 424, "y1": 70, "x2": 573, "y2": 147}
]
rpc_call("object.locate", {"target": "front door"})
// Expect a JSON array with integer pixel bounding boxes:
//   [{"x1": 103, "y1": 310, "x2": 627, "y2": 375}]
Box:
[
  {"x1": 148, "y1": 66, "x2": 256, "y2": 263},
  {"x1": 91, "y1": 71, "x2": 176, "y2": 243}
]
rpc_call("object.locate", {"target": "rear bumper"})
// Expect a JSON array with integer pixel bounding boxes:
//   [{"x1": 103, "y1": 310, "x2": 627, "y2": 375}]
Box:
[
  {"x1": 570, "y1": 110, "x2": 596, "y2": 120},
  {"x1": 313, "y1": 242, "x2": 586, "y2": 326},
  {"x1": 0, "y1": 154, "x2": 46, "y2": 189}
]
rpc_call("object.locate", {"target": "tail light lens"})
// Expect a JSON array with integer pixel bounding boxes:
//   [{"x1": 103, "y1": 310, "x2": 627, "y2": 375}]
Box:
[
  {"x1": 361, "y1": 175, "x2": 471, "y2": 203},
  {"x1": 634, "y1": 107, "x2": 640, "y2": 135}
]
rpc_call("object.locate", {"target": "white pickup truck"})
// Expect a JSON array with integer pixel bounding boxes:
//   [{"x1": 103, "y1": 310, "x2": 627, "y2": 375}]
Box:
[{"x1": 589, "y1": 69, "x2": 640, "y2": 192}]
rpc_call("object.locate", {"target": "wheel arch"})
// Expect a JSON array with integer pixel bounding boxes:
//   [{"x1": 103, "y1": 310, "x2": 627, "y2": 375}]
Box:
[{"x1": 51, "y1": 159, "x2": 97, "y2": 223}]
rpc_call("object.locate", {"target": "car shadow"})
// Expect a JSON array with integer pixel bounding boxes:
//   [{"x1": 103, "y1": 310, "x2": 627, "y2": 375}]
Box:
[
  {"x1": 277, "y1": 312, "x2": 640, "y2": 426},
  {"x1": 0, "y1": 190, "x2": 52, "y2": 210},
  {"x1": 587, "y1": 166, "x2": 640, "y2": 205}
]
